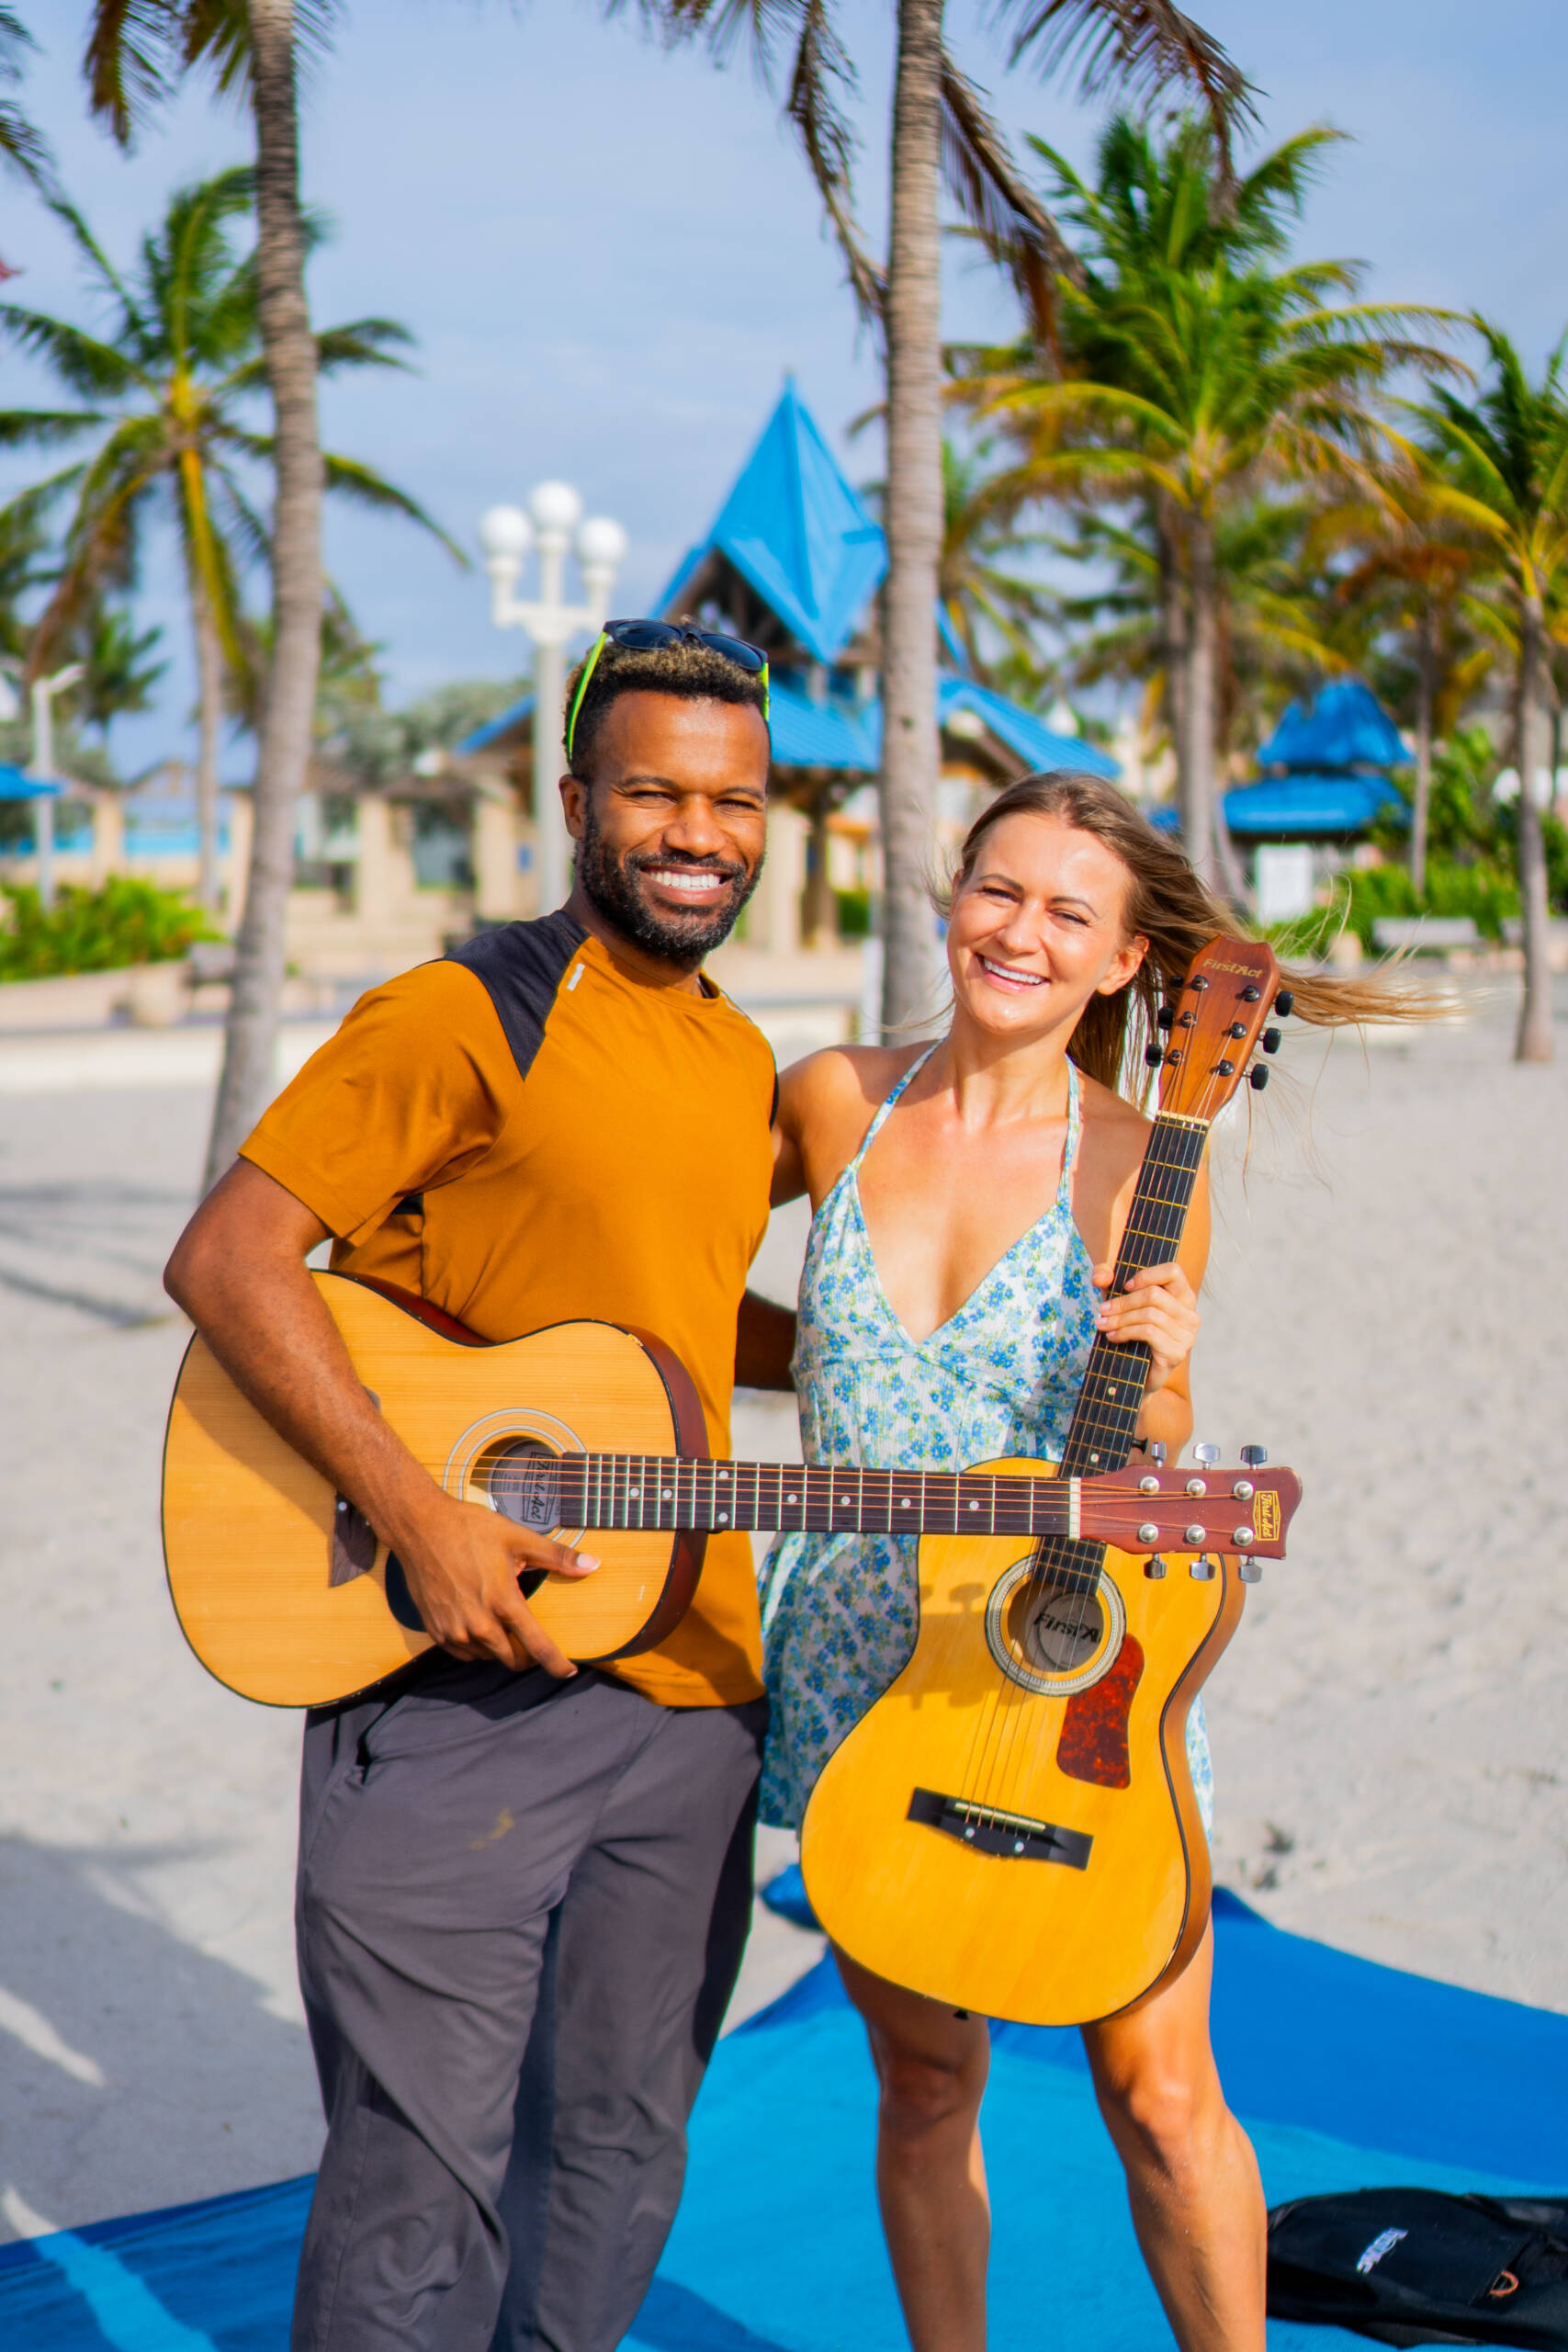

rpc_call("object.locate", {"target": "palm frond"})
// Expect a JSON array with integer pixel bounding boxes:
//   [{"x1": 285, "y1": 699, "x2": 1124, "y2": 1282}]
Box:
[
  {"x1": 82, "y1": 1, "x2": 179, "y2": 147},
  {"x1": 785, "y1": 0, "x2": 883, "y2": 324},
  {"x1": 994, "y1": 0, "x2": 1256, "y2": 191},
  {"x1": 0, "y1": 407, "x2": 108, "y2": 449},
  {"x1": 939, "y1": 53, "x2": 1079, "y2": 355},
  {"x1": 0, "y1": 305, "x2": 144, "y2": 399}
]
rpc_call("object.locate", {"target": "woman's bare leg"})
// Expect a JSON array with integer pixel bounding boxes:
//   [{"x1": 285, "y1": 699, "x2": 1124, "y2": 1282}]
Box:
[
  {"x1": 1082, "y1": 1925, "x2": 1266, "y2": 2352},
  {"x1": 835, "y1": 1946, "x2": 991, "y2": 2352}
]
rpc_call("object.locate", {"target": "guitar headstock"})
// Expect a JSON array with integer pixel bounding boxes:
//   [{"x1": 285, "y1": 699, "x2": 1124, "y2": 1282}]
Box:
[
  {"x1": 1078, "y1": 1461, "x2": 1302, "y2": 1560},
  {"x1": 1148, "y1": 937, "x2": 1291, "y2": 1124}
]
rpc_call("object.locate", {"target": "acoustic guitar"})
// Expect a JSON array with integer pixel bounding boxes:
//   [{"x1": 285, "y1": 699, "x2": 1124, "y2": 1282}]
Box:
[
  {"x1": 162, "y1": 1270, "x2": 1297, "y2": 1708},
  {"x1": 799, "y1": 936, "x2": 1293, "y2": 2028}
]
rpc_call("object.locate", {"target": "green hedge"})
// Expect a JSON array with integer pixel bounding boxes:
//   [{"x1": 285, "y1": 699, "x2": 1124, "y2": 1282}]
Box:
[
  {"x1": 0, "y1": 877, "x2": 220, "y2": 982},
  {"x1": 1267, "y1": 859, "x2": 1522, "y2": 959}
]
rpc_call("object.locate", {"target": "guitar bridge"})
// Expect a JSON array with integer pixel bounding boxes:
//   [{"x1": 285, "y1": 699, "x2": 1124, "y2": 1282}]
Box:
[{"x1": 907, "y1": 1788, "x2": 1092, "y2": 1870}]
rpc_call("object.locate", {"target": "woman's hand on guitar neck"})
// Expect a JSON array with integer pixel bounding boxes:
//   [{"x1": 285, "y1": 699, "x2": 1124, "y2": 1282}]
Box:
[
  {"x1": 1090, "y1": 1257, "x2": 1201, "y2": 1396},
  {"x1": 389, "y1": 1490, "x2": 600, "y2": 1679}
]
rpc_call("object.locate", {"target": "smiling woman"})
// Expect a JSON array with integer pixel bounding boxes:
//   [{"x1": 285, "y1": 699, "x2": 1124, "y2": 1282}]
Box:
[{"x1": 760, "y1": 765, "x2": 1444, "y2": 2352}]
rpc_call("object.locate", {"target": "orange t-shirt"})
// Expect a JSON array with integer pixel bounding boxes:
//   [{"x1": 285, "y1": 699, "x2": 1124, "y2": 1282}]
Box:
[{"x1": 239, "y1": 911, "x2": 776, "y2": 1707}]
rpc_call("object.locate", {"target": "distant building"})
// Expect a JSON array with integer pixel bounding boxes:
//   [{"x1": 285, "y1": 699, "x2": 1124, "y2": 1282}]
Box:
[
  {"x1": 458, "y1": 382, "x2": 1114, "y2": 952},
  {"x1": 1223, "y1": 679, "x2": 1408, "y2": 924}
]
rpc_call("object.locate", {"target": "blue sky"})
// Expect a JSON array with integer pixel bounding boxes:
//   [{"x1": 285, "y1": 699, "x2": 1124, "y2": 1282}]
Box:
[{"x1": 3, "y1": 0, "x2": 1566, "y2": 776}]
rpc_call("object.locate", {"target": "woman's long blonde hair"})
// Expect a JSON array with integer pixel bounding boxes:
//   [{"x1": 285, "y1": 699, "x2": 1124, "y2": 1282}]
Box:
[{"x1": 944, "y1": 773, "x2": 1438, "y2": 1095}]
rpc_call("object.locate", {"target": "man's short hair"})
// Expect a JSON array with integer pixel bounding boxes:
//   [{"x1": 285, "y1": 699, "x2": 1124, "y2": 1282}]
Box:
[{"x1": 563, "y1": 630, "x2": 771, "y2": 780}]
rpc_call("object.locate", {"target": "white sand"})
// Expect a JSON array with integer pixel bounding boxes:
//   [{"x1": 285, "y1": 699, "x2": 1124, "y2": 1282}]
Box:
[{"x1": 0, "y1": 980, "x2": 1562, "y2": 2235}]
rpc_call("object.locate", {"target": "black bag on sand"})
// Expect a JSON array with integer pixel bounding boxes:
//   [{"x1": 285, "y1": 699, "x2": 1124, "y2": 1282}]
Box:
[{"x1": 1267, "y1": 2189, "x2": 1568, "y2": 2349}]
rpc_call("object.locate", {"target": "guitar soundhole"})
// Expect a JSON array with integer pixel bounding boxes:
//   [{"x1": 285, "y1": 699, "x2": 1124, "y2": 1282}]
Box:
[
  {"x1": 1014, "y1": 1581, "x2": 1104, "y2": 1676},
  {"x1": 984, "y1": 1560, "x2": 1125, "y2": 1696},
  {"x1": 481, "y1": 1438, "x2": 562, "y2": 1599}
]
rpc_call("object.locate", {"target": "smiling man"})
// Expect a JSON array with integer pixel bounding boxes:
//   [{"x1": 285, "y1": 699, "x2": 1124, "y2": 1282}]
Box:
[{"x1": 164, "y1": 627, "x2": 794, "y2": 2352}]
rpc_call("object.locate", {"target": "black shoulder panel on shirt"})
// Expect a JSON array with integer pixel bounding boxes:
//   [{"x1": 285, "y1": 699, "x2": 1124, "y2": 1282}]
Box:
[{"x1": 446, "y1": 910, "x2": 589, "y2": 1087}]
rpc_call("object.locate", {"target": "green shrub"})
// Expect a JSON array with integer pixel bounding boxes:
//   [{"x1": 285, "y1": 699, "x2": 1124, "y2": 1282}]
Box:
[
  {"x1": 834, "y1": 887, "x2": 872, "y2": 940},
  {"x1": 1267, "y1": 858, "x2": 1518, "y2": 958},
  {"x1": 0, "y1": 877, "x2": 220, "y2": 981}
]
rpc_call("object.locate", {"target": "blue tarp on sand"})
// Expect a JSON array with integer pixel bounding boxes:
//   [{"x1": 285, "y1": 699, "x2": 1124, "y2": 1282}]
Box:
[{"x1": 3, "y1": 1890, "x2": 1564, "y2": 2350}]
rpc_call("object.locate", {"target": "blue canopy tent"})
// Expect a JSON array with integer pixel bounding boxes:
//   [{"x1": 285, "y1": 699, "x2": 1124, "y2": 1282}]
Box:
[
  {"x1": 0, "y1": 761, "x2": 63, "y2": 800},
  {"x1": 1227, "y1": 680, "x2": 1409, "y2": 841},
  {"x1": 458, "y1": 385, "x2": 1115, "y2": 801},
  {"x1": 4, "y1": 1888, "x2": 1565, "y2": 2351}
]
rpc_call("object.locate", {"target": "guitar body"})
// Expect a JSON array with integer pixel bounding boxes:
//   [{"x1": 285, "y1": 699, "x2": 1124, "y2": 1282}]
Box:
[
  {"x1": 800, "y1": 1460, "x2": 1247, "y2": 2026},
  {"x1": 161, "y1": 1272, "x2": 705, "y2": 1707}
]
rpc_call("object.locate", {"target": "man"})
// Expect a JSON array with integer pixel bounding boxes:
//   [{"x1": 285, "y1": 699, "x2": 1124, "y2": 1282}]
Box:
[{"x1": 164, "y1": 626, "x2": 796, "y2": 2352}]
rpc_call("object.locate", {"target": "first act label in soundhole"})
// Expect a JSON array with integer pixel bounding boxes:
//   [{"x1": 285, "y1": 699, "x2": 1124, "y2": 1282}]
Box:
[{"x1": 984, "y1": 1560, "x2": 1126, "y2": 1697}]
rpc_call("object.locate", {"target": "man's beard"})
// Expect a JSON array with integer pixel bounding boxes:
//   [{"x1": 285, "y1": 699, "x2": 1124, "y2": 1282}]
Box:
[{"x1": 575, "y1": 800, "x2": 762, "y2": 967}]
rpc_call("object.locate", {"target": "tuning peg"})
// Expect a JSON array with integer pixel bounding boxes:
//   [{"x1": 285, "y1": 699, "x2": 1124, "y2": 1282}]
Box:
[
  {"x1": 1190, "y1": 1555, "x2": 1216, "y2": 1581},
  {"x1": 1262, "y1": 1027, "x2": 1281, "y2": 1054},
  {"x1": 1274, "y1": 989, "x2": 1294, "y2": 1017},
  {"x1": 1249, "y1": 1065, "x2": 1269, "y2": 1091},
  {"x1": 1146, "y1": 1441, "x2": 1167, "y2": 1467},
  {"x1": 1240, "y1": 984, "x2": 1261, "y2": 1002},
  {"x1": 1239, "y1": 1557, "x2": 1263, "y2": 1584},
  {"x1": 1156, "y1": 1004, "x2": 1175, "y2": 1031},
  {"x1": 1240, "y1": 1444, "x2": 1268, "y2": 1467},
  {"x1": 1145, "y1": 1042, "x2": 1164, "y2": 1068},
  {"x1": 1145, "y1": 1555, "x2": 1168, "y2": 1580},
  {"x1": 1227, "y1": 1021, "x2": 1247, "y2": 1039},
  {"x1": 1192, "y1": 1442, "x2": 1220, "y2": 1468}
]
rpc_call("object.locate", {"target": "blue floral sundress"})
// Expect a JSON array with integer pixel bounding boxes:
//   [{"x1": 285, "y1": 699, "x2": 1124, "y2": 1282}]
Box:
[{"x1": 758, "y1": 1046, "x2": 1213, "y2": 1836}]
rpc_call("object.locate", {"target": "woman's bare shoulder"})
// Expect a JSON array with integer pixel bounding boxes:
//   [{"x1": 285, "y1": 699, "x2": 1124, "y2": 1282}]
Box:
[
  {"x1": 1076, "y1": 1069, "x2": 1156, "y2": 1177},
  {"x1": 777, "y1": 1043, "x2": 925, "y2": 1123}
]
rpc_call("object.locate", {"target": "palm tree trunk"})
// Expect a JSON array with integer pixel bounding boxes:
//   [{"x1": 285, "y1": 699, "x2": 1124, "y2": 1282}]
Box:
[
  {"x1": 203, "y1": 0, "x2": 322, "y2": 1191},
  {"x1": 1514, "y1": 596, "x2": 1555, "y2": 1064},
  {"x1": 192, "y1": 583, "x2": 222, "y2": 914},
  {"x1": 1411, "y1": 598, "x2": 1433, "y2": 898},
  {"x1": 1180, "y1": 512, "x2": 1221, "y2": 889},
  {"x1": 1156, "y1": 503, "x2": 1187, "y2": 799},
  {"x1": 877, "y1": 0, "x2": 946, "y2": 1037},
  {"x1": 802, "y1": 786, "x2": 836, "y2": 948}
]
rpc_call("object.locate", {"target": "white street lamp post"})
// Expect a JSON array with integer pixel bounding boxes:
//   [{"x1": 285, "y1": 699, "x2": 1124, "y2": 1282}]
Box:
[
  {"x1": 31, "y1": 662, "x2": 84, "y2": 910},
  {"x1": 479, "y1": 485, "x2": 627, "y2": 915}
]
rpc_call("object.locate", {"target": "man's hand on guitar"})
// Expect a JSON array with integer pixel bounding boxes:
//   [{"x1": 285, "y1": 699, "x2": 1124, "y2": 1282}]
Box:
[
  {"x1": 393, "y1": 1492, "x2": 600, "y2": 1679},
  {"x1": 1090, "y1": 1257, "x2": 1201, "y2": 1395}
]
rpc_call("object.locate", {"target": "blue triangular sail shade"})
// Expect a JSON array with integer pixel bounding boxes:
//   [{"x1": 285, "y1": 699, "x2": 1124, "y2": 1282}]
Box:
[
  {"x1": 659, "y1": 385, "x2": 886, "y2": 664},
  {"x1": 1258, "y1": 680, "x2": 1407, "y2": 774}
]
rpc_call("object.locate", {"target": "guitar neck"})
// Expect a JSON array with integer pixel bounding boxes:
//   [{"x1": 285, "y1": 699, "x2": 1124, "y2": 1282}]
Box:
[
  {"x1": 1057, "y1": 1112, "x2": 1209, "y2": 1477},
  {"x1": 537, "y1": 1457, "x2": 1087, "y2": 1540}
]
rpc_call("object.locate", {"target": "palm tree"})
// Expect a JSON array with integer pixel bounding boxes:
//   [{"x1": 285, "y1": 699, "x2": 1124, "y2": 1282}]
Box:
[
  {"x1": 0, "y1": 6, "x2": 54, "y2": 272},
  {"x1": 84, "y1": 0, "x2": 333, "y2": 1185},
  {"x1": 626, "y1": 1, "x2": 1249, "y2": 1026},
  {"x1": 0, "y1": 169, "x2": 456, "y2": 920},
  {"x1": 1420, "y1": 324, "x2": 1568, "y2": 1064},
  {"x1": 74, "y1": 605, "x2": 169, "y2": 743},
  {"x1": 967, "y1": 114, "x2": 1456, "y2": 884},
  {"x1": 1315, "y1": 478, "x2": 1482, "y2": 893}
]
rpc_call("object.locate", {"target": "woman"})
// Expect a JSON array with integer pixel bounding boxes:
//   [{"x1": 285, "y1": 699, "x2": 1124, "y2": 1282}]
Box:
[{"x1": 761, "y1": 774, "x2": 1400, "y2": 2352}]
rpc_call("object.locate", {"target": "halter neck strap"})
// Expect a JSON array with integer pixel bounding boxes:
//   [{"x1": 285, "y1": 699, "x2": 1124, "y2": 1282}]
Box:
[{"x1": 844, "y1": 1044, "x2": 939, "y2": 1178}]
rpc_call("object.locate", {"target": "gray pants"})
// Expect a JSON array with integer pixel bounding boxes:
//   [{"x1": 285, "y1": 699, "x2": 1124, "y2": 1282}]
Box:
[{"x1": 291, "y1": 1661, "x2": 766, "y2": 2352}]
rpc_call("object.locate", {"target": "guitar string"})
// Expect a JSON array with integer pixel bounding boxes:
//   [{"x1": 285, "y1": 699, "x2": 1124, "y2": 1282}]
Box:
[
  {"x1": 972, "y1": 1114, "x2": 1208, "y2": 1815},
  {"x1": 986, "y1": 1115, "x2": 1207, "y2": 1812},
  {"x1": 975, "y1": 972, "x2": 1269, "y2": 1811},
  {"x1": 976, "y1": 1121, "x2": 1199, "y2": 1809},
  {"x1": 951, "y1": 1124, "x2": 1201, "y2": 1812}
]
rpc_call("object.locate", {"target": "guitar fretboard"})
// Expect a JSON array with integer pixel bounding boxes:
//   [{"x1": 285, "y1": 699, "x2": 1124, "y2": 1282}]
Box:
[
  {"x1": 1059, "y1": 1113, "x2": 1210, "y2": 1478},
  {"x1": 1032, "y1": 1111, "x2": 1208, "y2": 1579},
  {"x1": 533, "y1": 1459, "x2": 1084, "y2": 1537}
]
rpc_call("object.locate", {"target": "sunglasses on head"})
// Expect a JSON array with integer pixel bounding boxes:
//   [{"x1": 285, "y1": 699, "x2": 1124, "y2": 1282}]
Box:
[{"x1": 566, "y1": 619, "x2": 770, "y2": 760}]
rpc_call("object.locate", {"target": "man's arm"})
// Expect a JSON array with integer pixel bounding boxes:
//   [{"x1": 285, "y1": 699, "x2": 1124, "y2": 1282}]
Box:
[
  {"x1": 164, "y1": 1159, "x2": 597, "y2": 1677},
  {"x1": 735, "y1": 1288, "x2": 795, "y2": 1390}
]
